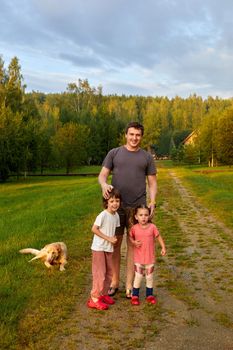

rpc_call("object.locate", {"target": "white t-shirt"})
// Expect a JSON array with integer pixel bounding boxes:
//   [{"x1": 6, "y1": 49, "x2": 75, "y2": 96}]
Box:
[{"x1": 91, "y1": 210, "x2": 120, "y2": 252}]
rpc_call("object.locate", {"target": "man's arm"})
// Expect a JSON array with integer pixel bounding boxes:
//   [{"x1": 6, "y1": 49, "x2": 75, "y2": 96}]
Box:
[
  {"x1": 147, "y1": 174, "x2": 157, "y2": 217},
  {"x1": 98, "y1": 166, "x2": 113, "y2": 199}
]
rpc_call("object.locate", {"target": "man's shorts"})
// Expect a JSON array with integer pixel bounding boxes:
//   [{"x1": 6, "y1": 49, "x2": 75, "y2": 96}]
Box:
[{"x1": 115, "y1": 207, "x2": 135, "y2": 236}]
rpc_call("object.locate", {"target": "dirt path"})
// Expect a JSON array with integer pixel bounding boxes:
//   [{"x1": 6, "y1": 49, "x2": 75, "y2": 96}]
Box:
[
  {"x1": 153, "y1": 171, "x2": 233, "y2": 350},
  {"x1": 52, "y1": 170, "x2": 233, "y2": 350}
]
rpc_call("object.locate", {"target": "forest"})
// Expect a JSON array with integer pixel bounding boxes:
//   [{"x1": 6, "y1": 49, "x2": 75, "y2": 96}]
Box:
[{"x1": 1, "y1": 56, "x2": 233, "y2": 181}]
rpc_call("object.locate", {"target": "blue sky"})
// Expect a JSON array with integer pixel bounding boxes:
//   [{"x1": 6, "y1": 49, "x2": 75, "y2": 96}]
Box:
[{"x1": 1, "y1": 0, "x2": 233, "y2": 98}]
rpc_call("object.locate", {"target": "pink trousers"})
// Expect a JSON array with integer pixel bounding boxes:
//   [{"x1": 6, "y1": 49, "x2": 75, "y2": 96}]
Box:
[{"x1": 91, "y1": 250, "x2": 113, "y2": 299}]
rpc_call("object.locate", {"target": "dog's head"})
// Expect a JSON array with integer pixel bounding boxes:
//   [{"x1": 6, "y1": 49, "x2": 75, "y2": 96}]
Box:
[
  {"x1": 30, "y1": 243, "x2": 62, "y2": 264},
  {"x1": 45, "y1": 244, "x2": 61, "y2": 264}
]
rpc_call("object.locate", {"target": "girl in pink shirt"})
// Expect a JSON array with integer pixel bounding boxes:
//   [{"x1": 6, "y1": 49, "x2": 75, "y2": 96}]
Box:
[{"x1": 129, "y1": 205, "x2": 166, "y2": 305}]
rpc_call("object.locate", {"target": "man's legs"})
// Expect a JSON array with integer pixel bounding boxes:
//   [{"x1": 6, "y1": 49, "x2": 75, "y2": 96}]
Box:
[
  {"x1": 126, "y1": 234, "x2": 135, "y2": 293},
  {"x1": 109, "y1": 207, "x2": 125, "y2": 293},
  {"x1": 110, "y1": 235, "x2": 123, "y2": 289},
  {"x1": 125, "y1": 207, "x2": 136, "y2": 295},
  {"x1": 109, "y1": 206, "x2": 135, "y2": 296}
]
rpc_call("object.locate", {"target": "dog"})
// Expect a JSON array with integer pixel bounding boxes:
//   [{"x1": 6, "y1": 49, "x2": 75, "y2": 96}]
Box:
[{"x1": 19, "y1": 242, "x2": 67, "y2": 271}]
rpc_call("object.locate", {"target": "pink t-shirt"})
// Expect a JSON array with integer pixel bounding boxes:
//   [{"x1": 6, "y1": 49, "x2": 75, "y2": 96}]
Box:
[{"x1": 130, "y1": 223, "x2": 160, "y2": 264}]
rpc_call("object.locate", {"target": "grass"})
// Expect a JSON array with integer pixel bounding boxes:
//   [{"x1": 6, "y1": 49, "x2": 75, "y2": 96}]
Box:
[
  {"x1": 1, "y1": 162, "x2": 233, "y2": 349},
  {"x1": 13, "y1": 165, "x2": 102, "y2": 176},
  {"x1": 0, "y1": 175, "x2": 102, "y2": 349},
  {"x1": 168, "y1": 164, "x2": 233, "y2": 230}
]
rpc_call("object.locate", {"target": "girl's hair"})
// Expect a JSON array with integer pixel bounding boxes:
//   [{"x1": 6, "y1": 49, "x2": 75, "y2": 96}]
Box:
[
  {"x1": 103, "y1": 188, "x2": 121, "y2": 209},
  {"x1": 134, "y1": 204, "x2": 150, "y2": 215},
  {"x1": 132, "y1": 204, "x2": 151, "y2": 225}
]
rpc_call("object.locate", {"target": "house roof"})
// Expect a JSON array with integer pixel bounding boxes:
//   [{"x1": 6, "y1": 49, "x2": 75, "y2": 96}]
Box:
[{"x1": 182, "y1": 130, "x2": 197, "y2": 145}]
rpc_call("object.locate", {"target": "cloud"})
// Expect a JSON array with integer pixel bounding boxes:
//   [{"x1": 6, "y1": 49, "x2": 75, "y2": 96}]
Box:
[{"x1": 1, "y1": 0, "x2": 233, "y2": 97}]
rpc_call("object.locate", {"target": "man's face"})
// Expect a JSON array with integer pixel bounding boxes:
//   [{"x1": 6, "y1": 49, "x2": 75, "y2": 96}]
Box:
[{"x1": 125, "y1": 127, "x2": 142, "y2": 150}]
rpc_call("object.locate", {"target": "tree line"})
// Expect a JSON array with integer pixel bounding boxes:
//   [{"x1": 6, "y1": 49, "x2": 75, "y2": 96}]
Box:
[{"x1": 0, "y1": 55, "x2": 233, "y2": 181}]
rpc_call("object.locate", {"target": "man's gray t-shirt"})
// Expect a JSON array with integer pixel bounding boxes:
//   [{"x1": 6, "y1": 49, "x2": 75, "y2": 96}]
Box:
[{"x1": 102, "y1": 146, "x2": 156, "y2": 208}]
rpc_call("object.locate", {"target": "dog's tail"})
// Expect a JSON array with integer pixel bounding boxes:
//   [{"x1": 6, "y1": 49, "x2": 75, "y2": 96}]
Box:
[
  {"x1": 19, "y1": 248, "x2": 40, "y2": 256},
  {"x1": 19, "y1": 248, "x2": 47, "y2": 262}
]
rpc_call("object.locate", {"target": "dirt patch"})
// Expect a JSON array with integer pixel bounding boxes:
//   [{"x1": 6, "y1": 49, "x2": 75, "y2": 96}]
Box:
[{"x1": 50, "y1": 170, "x2": 233, "y2": 350}]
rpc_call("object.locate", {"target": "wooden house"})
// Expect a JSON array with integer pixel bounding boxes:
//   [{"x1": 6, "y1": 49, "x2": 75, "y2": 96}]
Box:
[{"x1": 182, "y1": 131, "x2": 197, "y2": 146}]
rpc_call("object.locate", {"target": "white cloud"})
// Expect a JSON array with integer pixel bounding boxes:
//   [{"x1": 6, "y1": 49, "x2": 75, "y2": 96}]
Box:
[{"x1": 1, "y1": 0, "x2": 233, "y2": 97}]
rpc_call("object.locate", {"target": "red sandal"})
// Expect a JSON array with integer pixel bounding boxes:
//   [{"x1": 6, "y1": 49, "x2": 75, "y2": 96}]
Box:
[
  {"x1": 87, "y1": 298, "x2": 109, "y2": 310},
  {"x1": 146, "y1": 295, "x2": 157, "y2": 304},
  {"x1": 100, "y1": 295, "x2": 115, "y2": 305},
  {"x1": 131, "y1": 296, "x2": 140, "y2": 305}
]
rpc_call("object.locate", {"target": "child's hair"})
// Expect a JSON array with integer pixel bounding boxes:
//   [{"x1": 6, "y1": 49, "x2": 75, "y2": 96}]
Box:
[
  {"x1": 134, "y1": 204, "x2": 150, "y2": 215},
  {"x1": 132, "y1": 204, "x2": 151, "y2": 225},
  {"x1": 103, "y1": 188, "x2": 121, "y2": 209}
]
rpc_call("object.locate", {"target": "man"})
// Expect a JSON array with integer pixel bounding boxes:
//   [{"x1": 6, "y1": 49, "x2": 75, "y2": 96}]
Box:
[{"x1": 98, "y1": 121, "x2": 157, "y2": 298}]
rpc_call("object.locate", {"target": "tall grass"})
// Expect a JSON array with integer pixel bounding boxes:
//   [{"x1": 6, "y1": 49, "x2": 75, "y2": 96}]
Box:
[{"x1": 0, "y1": 176, "x2": 102, "y2": 349}]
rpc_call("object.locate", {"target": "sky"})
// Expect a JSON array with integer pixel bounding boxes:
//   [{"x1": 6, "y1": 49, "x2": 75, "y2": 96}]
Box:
[{"x1": 1, "y1": 0, "x2": 233, "y2": 98}]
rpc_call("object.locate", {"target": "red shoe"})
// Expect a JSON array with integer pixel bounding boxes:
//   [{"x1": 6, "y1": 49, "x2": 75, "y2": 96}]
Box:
[
  {"x1": 146, "y1": 295, "x2": 157, "y2": 304},
  {"x1": 87, "y1": 298, "x2": 109, "y2": 310},
  {"x1": 101, "y1": 295, "x2": 115, "y2": 305},
  {"x1": 131, "y1": 296, "x2": 140, "y2": 305}
]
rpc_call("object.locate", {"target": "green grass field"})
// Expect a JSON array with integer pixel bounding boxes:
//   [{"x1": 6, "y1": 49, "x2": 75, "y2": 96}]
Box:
[
  {"x1": 1, "y1": 163, "x2": 232, "y2": 349},
  {"x1": 17, "y1": 165, "x2": 102, "y2": 176},
  {"x1": 0, "y1": 175, "x2": 102, "y2": 349}
]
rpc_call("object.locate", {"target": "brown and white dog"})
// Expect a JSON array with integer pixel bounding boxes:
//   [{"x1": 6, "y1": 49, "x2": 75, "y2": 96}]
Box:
[{"x1": 19, "y1": 242, "x2": 67, "y2": 271}]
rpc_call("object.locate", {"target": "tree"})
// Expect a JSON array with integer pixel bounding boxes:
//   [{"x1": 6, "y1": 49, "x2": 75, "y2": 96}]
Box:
[
  {"x1": 0, "y1": 56, "x2": 7, "y2": 106},
  {"x1": 183, "y1": 144, "x2": 200, "y2": 164},
  {"x1": 170, "y1": 145, "x2": 184, "y2": 163},
  {"x1": 5, "y1": 57, "x2": 25, "y2": 112},
  {"x1": 86, "y1": 104, "x2": 122, "y2": 164},
  {"x1": 51, "y1": 122, "x2": 89, "y2": 173},
  {"x1": 0, "y1": 105, "x2": 25, "y2": 181},
  {"x1": 66, "y1": 79, "x2": 101, "y2": 119},
  {"x1": 216, "y1": 108, "x2": 233, "y2": 165},
  {"x1": 142, "y1": 99, "x2": 161, "y2": 150},
  {"x1": 0, "y1": 56, "x2": 36, "y2": 180},
  {"x1": 199, "y1": 111, "x2": 218, "y2": 166}
]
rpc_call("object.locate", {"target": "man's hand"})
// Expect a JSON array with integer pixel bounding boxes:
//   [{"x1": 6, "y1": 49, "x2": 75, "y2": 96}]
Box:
[
  {"x1": 149, "y1": 204, "x2": 156, "y2": 218},
  {"x1": 101, "y1": 183, "x2": 114, "y2": 199}
]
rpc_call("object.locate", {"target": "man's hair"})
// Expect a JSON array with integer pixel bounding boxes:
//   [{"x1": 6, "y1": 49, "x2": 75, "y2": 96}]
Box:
[
  {"x1": 125, "y1": 121, "x2": 144, "y2": 136},
  {"x1": 103, "y1": 188, "x2": 121, "y2": 209}
]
